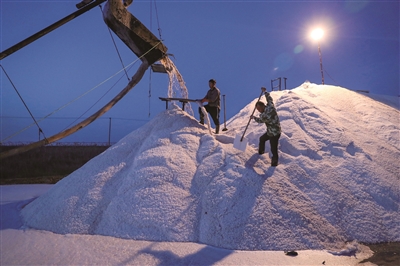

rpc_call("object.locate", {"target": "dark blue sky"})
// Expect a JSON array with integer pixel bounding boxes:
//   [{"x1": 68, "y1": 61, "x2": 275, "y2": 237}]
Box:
[{"x1": 1, "y1": 0, "x2": 399, "y2": 143}]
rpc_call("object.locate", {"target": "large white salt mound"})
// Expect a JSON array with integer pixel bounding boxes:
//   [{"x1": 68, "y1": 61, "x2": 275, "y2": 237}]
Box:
[{"x1": 21, "y1": 84, "x2": 400, "y2": 251}]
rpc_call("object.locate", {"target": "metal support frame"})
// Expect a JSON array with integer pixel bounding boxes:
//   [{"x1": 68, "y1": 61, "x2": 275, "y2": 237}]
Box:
[{"x1": 271, "y1": 77, "x2": 287, "y2": 91}]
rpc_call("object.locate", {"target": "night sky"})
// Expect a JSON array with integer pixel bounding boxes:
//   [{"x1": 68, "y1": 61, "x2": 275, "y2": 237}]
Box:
[{"x1": 1, "y1": 0, "x2": 398, "y2": 143}]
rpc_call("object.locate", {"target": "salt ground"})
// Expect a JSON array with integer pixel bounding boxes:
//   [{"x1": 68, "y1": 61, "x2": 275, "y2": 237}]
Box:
[
  {"x1": 1, "y1": 83, "x2": 399, "y2": 265},
  {"x1": 0, "y1": 185, "x2": 375, "y2": 265}
]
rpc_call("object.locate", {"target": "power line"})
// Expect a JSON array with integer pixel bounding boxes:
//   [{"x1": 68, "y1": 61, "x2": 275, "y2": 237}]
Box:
[
  {"x1": 0, "y1": 116, "x2": 149, "y2": 122},
  {"x1": 1, "y1": 65, "x2": 48, "y2": 141}
]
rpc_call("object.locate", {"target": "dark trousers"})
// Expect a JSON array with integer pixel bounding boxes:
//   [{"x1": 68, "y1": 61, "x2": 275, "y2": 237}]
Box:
[
  {"x1": 259, "y1": 133, "x2": 281, "y2": 159},
  {"x1": 199, "y1": 105, "x2": 220, "y2": 126}
]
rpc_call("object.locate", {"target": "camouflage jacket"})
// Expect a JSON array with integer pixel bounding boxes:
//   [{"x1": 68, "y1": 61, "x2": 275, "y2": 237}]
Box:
[{"x1": 253, "y1": 92, "x2": 281, "y2": 136}]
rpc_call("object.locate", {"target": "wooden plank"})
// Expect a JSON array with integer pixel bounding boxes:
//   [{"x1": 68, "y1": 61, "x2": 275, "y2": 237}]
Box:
[
  {"x1": 158, "y1": 97, "x2": 200, "y2": 111},
  {"x1": 151, "y1": 64, "x2": 168, "y2": 73},
  {"x1": 159, "y1": 97, "x2": 199, "y2": 102}
]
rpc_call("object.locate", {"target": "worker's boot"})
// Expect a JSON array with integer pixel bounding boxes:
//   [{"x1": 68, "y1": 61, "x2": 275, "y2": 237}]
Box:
[{"x1": 215, "y1": 125, "x2": 220, "y2": 134}]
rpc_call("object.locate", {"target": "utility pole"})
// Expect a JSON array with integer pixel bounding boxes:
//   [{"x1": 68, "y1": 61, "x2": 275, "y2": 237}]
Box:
[{"x1": 318, "y1": 42, "x2": 325, "y2": 85}]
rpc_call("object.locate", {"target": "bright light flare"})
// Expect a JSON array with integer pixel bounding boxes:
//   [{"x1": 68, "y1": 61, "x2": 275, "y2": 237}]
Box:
[{"x1": 310, "y1": 28, "x2": 324, "y2": 41}]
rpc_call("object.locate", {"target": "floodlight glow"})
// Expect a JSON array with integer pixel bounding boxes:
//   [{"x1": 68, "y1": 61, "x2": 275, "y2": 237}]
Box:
[{"x1": 311, "y1": 28, "x2": 324, "y2": 41}]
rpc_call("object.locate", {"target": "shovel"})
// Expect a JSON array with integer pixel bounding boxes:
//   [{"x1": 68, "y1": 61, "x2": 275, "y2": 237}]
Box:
[{"x1": 233, "y1": 90, "x2": 264, "y2": 151}]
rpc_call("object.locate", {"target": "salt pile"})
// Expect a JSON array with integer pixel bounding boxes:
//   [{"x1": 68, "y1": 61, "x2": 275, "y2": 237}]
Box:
[{"x1": 21, "y1": 83, "x2": 400, "y2": 251}]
